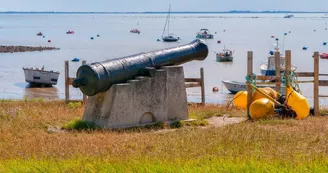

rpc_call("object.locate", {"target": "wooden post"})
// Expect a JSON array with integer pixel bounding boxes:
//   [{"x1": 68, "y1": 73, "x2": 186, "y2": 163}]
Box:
[
  {"x1": 275, "y1": 51, "x2": 281, "y2": 93},
  {"x1": 65, "y1": 61, "x2": 69, "y2": 103},
  {"x1": 285, "y1": 50, "x2": 291, "y2": 95},
  {"x1": 200, "y1": 68, "x2": 205, "y2": 106},
  {"x1": 82, "y1": 60, "x2": 87, "y2": 104},
  {"x1": 247, "y1": 51, "x2": 253, "y2": 119},
  {"x1": 313, "y1": 52, "x2": 319, "y2": 116}
]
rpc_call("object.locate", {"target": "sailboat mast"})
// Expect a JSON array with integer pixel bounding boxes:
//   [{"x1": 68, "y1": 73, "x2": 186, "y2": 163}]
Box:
[
  {"x1": 168, "y1": 4, "x2": 171, "y2": 36},
  {"x1": 161, "y1": 5, "x2": 170, "y2": 38}
]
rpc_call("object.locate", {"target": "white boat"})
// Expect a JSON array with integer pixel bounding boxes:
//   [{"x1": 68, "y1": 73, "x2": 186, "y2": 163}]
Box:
[
  {"x1": 23, "y1": 66, "x2": 60, "y2": 86},
  {"x1": 161, "y1": 5, "x2": 180, "y2": 42},
  {"x1": 222, "y1": 80, "x2": 285, "y2": 95},
  {"x1": 215, "y1": 48, "x2": 234, "y2": 62},
  {"x1": 196, "y1": 29, "x2": 214, "y2": 39},
  {"x1": 260, "y1": 40, "x2": 297, "y2": 76}
]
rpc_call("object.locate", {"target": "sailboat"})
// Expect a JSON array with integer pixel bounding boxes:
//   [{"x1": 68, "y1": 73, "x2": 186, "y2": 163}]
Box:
[{"x1": 161, "y1": 5, "x2": 180, "y2": 42}]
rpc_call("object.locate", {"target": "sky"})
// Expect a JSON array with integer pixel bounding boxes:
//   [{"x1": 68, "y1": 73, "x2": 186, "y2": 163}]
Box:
[{"x1": 0, "y1": 0, "x2": 326, "y2": 12}]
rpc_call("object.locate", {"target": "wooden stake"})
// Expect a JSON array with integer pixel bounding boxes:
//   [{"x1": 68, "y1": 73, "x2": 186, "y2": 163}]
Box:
[
  {"x1": 285, "y1": 50, "x2": 291, "y2": 95},
  {"x1": 275, "y1": 51, "x2": 281, "y2": 93},
  {"x1": 82, "y1": 60, "x2": 87, "y2": 105},
  {"x1": 65, "y1": 61, "x2": 69, "y2": 103},
  {"x1": 314, "y1": 52, "x2": 319, "y2": 116},
  {"x1": 200, "y1": 68, "x2": 205, "y2": 106},
  {"x1": 247, "y1": 51, "x2": 253, "y2": 119}
]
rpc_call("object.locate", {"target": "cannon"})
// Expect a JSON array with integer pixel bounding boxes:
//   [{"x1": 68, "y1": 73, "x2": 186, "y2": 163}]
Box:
[{"x1": 72, "y1": 39, "x2": 208, "y2": 96}]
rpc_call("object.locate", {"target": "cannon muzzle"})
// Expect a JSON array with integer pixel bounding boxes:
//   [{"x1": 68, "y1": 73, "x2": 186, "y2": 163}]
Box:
[{"x1": 73, "y1": 39, "x2": 208, "y2": 96}]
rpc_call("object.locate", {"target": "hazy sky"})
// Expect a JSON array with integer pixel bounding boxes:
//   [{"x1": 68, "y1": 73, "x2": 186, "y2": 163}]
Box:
[{"x1": 0, "y1": 0, "x2": 326, "y2": 12}]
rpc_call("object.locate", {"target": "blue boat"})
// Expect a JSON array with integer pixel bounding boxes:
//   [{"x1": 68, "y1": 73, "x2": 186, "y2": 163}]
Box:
[
  {"x1": 72, "y1": 57, "x2": 80, "y2": 62},
  {"x1": 260, "y1": 40, "x2": 297, "y2": 76}
]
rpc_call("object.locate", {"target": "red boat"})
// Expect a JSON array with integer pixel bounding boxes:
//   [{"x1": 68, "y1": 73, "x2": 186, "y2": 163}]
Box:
[
  {"x1": 130, "y1": 29, "x2": 140, "y2": 34},
  {"x1": 320, "y1": 53, "x2": 328, "y2": 59},
  {"x1": 36, "y1": 32, "x2": 43, "y2": 36},
  {"x1": 66, "y1": 31, "x2": 75, "y2": 34}
]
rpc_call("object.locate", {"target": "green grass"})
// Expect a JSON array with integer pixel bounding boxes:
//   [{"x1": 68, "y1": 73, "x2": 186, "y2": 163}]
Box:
[
  {"x1": 62, "y1": 119, "x2": 100, "y2": 131},
  {"x1": 1, "y1": 157, "x2": 328, "y2": 172},
  {"x1": 3, "y1": 101, "x2": 328, "y2": 172},
  {"x1": 67, "y1": 102, "x2": 82, "y2": 109}
]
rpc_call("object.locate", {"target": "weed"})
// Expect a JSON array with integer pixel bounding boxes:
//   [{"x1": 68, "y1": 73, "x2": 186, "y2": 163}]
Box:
[{"x1": 62, "y1": 119, "x2": 100, "y2": 131}]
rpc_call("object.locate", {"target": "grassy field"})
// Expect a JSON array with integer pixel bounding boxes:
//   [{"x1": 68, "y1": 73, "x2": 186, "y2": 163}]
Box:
[{"x1": 1, "y1": 100, "x2": 328, "y2": 172}]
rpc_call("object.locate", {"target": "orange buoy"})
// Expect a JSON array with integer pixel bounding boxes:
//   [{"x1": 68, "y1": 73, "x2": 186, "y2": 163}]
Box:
[
  {"x1": 233, "y1": 91, "x2": 248, "y2": 109},
  {"x1": 250, "y1": 98, "x2": 275, "y2": 120},
  {"x1": 48, "y1": 40, "x2": 51, "y2": 43},
  {"x1": 212, "y1": 87, "x2": 219, "y2": 92},
  {"x1": 217, "y1": 40, "x2": 221, "y2": 44},
  {"x1": 252, "y1": 87, "x2": 278, "y2": 102}
]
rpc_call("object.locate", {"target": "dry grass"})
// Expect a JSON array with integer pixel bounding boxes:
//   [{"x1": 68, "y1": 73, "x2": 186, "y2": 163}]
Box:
[{"x1": 1, "y1": 100, "x2": 328, "y2": 172}]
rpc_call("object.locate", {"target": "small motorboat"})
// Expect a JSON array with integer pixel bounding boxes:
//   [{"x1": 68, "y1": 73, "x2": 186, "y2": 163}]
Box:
[
  {"x1": 222, "y1": 80, "x2": 285, "y2": 95},
  {"x1": 130, "y1": 29, "x2": 140, "y2": 34},
  {"x1": 222, "y1": 81, "x2": 280, "y2": 94},
  {"x1": 284, "y1": 14, "x2": 294, "y2": 18},
  {"x1": 196, "y1": 29, "x2": 214, "y2": 39},
  {"x1": 215, "y1": 47, "x2": 234, "y2": 62},
  {"x1": 23, "y1": 66, "x2": 60, "y2": 86},
  {"x1": 260, "y1": 39, "x2": 297, "y2": 76},
  {"x1": 320, "y1": 53, "x2": 328, "y2": 59},
  {"x1": 66, "y1": 30, "x2": 75, "y2": 34},
  {"x1": 36, "y1": 32, "x2": 43, "y2": 36}
]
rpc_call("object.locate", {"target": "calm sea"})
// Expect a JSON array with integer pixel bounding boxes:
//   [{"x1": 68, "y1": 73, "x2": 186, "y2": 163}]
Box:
[{"x1": 0, "y1": 13, "x2": 328, "y2": 105}]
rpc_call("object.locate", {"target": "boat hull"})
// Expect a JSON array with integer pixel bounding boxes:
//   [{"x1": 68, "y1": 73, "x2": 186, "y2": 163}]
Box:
[
  {"x1": 216, "y1": 55, "x2": 233, "y2": 62},
  {"x1": 162, "y1": 37, "x2": 179, "y2": 42},
  {"x1": 196, "y1": 34, "x2": 214, "y2": 39},
  {"x1": 222, "y1": 80, "x2": 285, "y2": 94},
  {"x1": 320, "y1": 53, "x2": 328, "y2": 59},
  {"x1": 23, "y1": 68, "x2": 60, "y2": 86}
]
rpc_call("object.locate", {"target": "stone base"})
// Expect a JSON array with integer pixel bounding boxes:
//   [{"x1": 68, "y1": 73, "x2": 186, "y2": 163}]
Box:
[{"x1": 82, "y1": 66, "x2": 188, "y2": 129}]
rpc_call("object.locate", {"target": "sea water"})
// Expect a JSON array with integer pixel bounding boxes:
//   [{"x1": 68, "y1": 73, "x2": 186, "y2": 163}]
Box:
[{"x1": 0, "y1": 13, "x2": 328, "y2": 105}]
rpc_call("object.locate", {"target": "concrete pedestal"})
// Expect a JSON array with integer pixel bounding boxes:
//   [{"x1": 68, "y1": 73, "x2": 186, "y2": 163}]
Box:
[{"x1": 82, "y1": 66, "x2": 188, "y2": 129}]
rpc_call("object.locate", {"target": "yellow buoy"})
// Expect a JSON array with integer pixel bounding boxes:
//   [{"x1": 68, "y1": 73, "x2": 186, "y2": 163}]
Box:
[
  {"x1": 233, "y1": 91, "x2": 248, "y2": 109},
  {"x1": 252, "y1": 87, "x2": 279, "y2": 102},
  {"x1": 286, "y1": 85, "x2": 310, "y2": 120},
  {"x1": 250, "y1": 98, "x2": 275, "y2": 120}
]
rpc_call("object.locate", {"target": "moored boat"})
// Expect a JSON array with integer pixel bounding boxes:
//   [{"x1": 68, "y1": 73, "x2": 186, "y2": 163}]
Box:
[
  {"x1": 161, "y1": 4, "x2": 180, "y2": 42},
  {"x1": 320, "y1": 53, "x2": 328, "y2": 59},
  {"x1": 222, "y1": 80, "x2": 285, "y2": 94},
  {"x1": 130, "y1": 29, "x2": 140, "y2": 34},
  {"x1": 23, "y1": 66, "x2": 60, "y2": 86},
  {"x1": 162, "y1": 35, "x2": 180, "y2": 42},
  {"x1": 260, "y1": 39, "x2": 297, "y2": 76},
  {"x1": 66, "y1": 30, "x2": 75, "y2": 34},
  {"x1": 196, "y1": 29, "x2": 214, "y2": 39},
  {"x1": 284, "y1": 14, "x2": 294, "y2": 18},
  {"x1": 36, "y1": 32, "x2": 43, "y2": 36},
  {"x1": 215, "y1": 48, "x2": 234, "y2": 62}
]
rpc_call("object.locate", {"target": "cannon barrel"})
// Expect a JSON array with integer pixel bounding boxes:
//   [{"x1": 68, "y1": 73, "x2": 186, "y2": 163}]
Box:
[{"x1": 72, "y1": 39, "x2": 208, "y2": 96}]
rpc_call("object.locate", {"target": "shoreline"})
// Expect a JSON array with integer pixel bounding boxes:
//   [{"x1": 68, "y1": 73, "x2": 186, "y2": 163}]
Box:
[{"x1": 0, "y1": 45, "x2": 59, "y2": 53}]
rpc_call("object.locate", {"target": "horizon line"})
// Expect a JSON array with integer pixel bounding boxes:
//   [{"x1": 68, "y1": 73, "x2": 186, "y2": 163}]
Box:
[{"x1": 0, "y1": 10, "x2": 328, "y2": 14}]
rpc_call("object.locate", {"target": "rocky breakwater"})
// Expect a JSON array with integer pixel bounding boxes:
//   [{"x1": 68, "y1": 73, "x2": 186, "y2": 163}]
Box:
[{"x1": 0, "y1": 46, "x2": 59, "y2": 53}]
